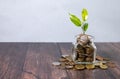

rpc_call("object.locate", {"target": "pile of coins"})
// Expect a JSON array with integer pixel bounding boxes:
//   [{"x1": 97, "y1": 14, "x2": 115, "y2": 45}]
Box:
[
  {"x1": 52, "y1": 55, "x2": 113, "y2": 70},
  {"x1": 52, "y1": 34, "x2": 116, "y2": 70}
]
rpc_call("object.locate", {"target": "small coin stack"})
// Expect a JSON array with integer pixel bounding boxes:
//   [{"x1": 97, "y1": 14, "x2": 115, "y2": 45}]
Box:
[{"x1": 52, "y1": 55, "x2": 113, "y2": 70}]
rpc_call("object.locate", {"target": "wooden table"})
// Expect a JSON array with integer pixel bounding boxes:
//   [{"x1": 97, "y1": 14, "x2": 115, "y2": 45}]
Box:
[{"x1": 0, "y1": 42, "x2": 120, "y2": 79}]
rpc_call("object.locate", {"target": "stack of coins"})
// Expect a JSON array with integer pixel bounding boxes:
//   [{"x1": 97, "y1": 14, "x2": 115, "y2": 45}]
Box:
[{"x1": 75, "y1": 34, "x2": 94, "y2": 62}]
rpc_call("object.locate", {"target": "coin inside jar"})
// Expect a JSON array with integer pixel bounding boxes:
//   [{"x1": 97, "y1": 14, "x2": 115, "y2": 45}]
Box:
[
  {"x1": 85, "y1": 57, "x2": 93, "y2": 62},
  {"x1": 86, "y1": 47, "x2": 94, "y2": 54},
  {"x1": 77, "y1": 57, "x2": 84, "y2": 62}
]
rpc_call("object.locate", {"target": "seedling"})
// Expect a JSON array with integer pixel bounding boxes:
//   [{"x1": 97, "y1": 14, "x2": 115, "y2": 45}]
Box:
[{"x1": 69, "y1": 8, "x2": 88, "y2": 34}]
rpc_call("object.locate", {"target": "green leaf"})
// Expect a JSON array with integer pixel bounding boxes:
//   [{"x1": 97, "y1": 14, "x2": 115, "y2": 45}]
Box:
[
  {"x1": 82, "y1": 23, "x2": 88, "y2": 32},
  {"x1": 82, "y1": 8, "x2": 88, "y2": 21},
  {"x1": 69, "y1": 13, "x2": 81, "y2": 27}
]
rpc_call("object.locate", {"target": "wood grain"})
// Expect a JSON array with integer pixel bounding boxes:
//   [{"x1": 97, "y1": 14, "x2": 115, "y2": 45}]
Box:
[
  {"x1": 0, "y1": 42, "x2": 120, "y2": 79},
  {"x1": 0, "y1": 43, "x2": 28, "y2": 79}
]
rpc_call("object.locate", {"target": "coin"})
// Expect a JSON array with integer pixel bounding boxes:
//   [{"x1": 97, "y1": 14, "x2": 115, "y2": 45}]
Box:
[
  {"x1": 100, "y1": 64, "x2": 108, "y2": 69},
  {"x1": 103, "y1": 58, "x2": 110, "y2": 61},
  {"x1": 60, "y1": 62, "x2": 66, "y2": 68},
  {"x1": 66, "y1": 56, "x2": 73, "y2": 61},
  {"x1": 85, "y1": 57, "x2": 93, "y2": 62},
  {"x1": 107, "y1": 62, "x2": 116, "y2": 68},
  {"x1": 99, "y1": 62, "x2": 103, "y2": 65},
  {"x1": 69, "y1": 61, "x2": 75, "y2": 66},
  {"x1": 76, "y1": 44, "x2": 83, "y2": 50},
  {"x1": 52, "y1": 62, "x2": 61, "y2": 66},
  {"x1": 94, "y1": 62, "x2": 101, "y2": 66},
  {"x1": 75, "y1": 64, "x2": 85, "y2": 70},
  {"x1": 65, "y1": 62, "x2": 70, "y2": 65},
  {"x1": 66, "y1": 65, "x2": 73, "y2": 69},
  {"x1": 61, "y1": 55, "x2": 69, "y2": 58},
  {"x1": 96, "y1": 56, "x2": 104, "y2": 61},
  {"x1": 59, "y1": 58, "x2": 67, "y2": 62},
  {"x1": 78, "y1": 57, "x2": 84, "y2": 62},
  {"x1": 86, "y1": 64, "x2": 95, "y2": 69},
  {"x1": 86, "y1": 47, "x2": 94, "y2": 54}
]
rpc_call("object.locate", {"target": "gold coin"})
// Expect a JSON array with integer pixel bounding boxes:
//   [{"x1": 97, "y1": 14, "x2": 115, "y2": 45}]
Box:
[
  {"x1": 95, "y1": 62, "x2": 101, "y2": 66},
  {"x1": 99, "y1": 62, "x2": 103, "y2": 65},
  {"x1": 100, "y1": 64, "x2": 108, "y2": 69},
  {"x1": 86, "y1": 64, "x2": 95, "y2": 69},
  {"x1": 75, "y1": 64, "x2": 85, "y2": 70}
]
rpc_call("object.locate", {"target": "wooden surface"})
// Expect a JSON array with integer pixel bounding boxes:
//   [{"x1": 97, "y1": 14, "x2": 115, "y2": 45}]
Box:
[{"x1": 0, "y1": 42, "x2": 120, "y2": 79}]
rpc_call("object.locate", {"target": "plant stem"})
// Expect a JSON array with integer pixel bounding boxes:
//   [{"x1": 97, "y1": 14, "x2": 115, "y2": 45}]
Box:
[
  {"x1": 81, "y1": 22, "x2": 85, "y2": 34},
  {"x1": 83, "y1": 31, "x2": 85, "y2": 34}
]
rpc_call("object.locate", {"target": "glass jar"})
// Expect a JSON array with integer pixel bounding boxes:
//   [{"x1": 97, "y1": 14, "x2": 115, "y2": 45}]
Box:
[{"x1": 72, "y1": 34, "x2": 97, "y2": 64}]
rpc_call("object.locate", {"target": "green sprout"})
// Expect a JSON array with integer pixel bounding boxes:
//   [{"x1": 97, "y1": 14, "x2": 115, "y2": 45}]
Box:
[{"x1": 69, "y1": 8, "x2": 88, "y2": 34}]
